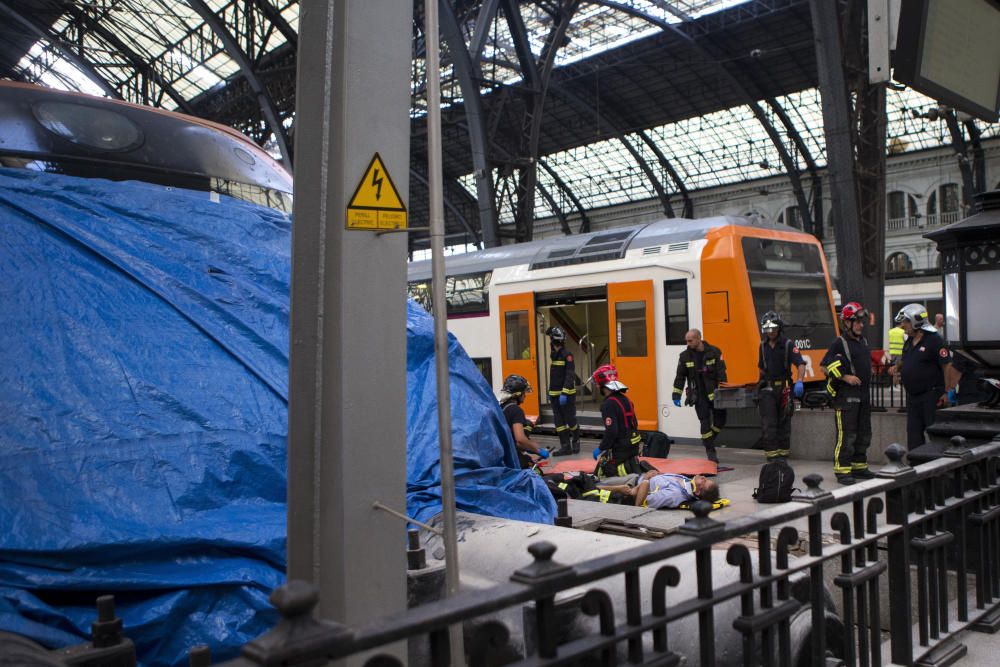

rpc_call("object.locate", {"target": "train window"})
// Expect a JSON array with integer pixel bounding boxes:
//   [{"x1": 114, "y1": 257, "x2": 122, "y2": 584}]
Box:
[
  {"x1": 471, "y1": 357, "x2": 493, "y2": 386},
  {"x1": 405, "y1": 272, "x2": 491, "y2": 316},
  {"x1": 33, "y1": 102, "x2": 144, "y2": 153},
  {"x1": 742, "y1": 238, "x2": 824, "y2": 274},
  {"x1": 505, "y1": 311, "x2": 531, "y2": 360},
  {"x1": 663, "y1": 280, "x2": 689, "y2": 344},
  {"x1": 446, "y1": 272, "x2": 491, "y2": 316},
  {"x1": 615, "y1": 301, "x2": 647, "y2": 357}
]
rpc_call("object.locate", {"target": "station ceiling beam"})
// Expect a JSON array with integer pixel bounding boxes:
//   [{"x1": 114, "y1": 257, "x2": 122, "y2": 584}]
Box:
[{"x1": 187, "y1": 0, "x2": 292, "y2": 170}]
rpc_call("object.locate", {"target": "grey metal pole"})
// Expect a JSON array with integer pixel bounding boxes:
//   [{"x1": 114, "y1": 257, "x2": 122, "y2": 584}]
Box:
[
  {"x1": 425, "y1": 0, "x2": 465, "y2": 663},
  {"x1": 287, "y1": 0, "x2": 411, "y2": 648}
]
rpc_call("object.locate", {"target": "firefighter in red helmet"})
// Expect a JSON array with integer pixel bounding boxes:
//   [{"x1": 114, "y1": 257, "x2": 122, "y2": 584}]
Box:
[
  {"x1": 820, "y1": 302, "x2": 875, "y2": 485},
  {"x1": 591, "y1": 364, "x2": 646, "y2": 479}
]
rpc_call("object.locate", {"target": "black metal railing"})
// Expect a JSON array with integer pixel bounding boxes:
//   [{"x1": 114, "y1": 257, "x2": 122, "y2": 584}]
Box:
[
  {"x1": 213, "y1": 438, "x2": 1000, "y2": 667},
  {"x1": 870, "y1": 364, "x2": 907, "y2": 412}
]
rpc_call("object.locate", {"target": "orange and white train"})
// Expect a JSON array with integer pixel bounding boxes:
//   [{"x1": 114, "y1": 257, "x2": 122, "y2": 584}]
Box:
[{"x1": 408, "y1": 216, "x2": 839, "y2": 445}]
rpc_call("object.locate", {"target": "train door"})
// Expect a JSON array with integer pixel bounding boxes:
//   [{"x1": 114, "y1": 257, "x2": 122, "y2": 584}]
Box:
[
  {"x1": 608, "y1": 281, "x2": 657, "y2": 431},
  {"x1": 499, "y1": 293, "x2": 539, "y2": 419}
]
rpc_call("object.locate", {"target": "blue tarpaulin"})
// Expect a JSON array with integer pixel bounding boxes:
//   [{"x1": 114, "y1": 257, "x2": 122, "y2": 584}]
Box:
[{"x1": 0, "y1": 168, "x2": 554, "y2": 666}]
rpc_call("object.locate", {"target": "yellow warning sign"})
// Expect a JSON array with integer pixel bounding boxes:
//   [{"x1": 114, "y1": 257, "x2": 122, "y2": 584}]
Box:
[{"x1": 346, "y1": 152, "x2": 407, "y2": 230}]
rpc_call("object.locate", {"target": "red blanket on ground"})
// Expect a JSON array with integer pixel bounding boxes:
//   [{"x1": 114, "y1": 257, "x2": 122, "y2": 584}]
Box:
[{"x1": 539, "y1": 457, "x2": 718, "y2": 476}]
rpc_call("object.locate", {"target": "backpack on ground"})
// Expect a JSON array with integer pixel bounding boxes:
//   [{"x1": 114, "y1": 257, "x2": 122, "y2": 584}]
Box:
[
  {"x1": 643, "y1": 431, "x2": 673, "y2": 458},
  {"x1": 753, "y1": 459, "x2": 795, "y2": 503}
]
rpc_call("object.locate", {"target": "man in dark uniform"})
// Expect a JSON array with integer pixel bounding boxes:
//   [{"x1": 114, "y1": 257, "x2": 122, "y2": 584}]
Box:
[
  {"x1": 672, "y1": 329, "x2": 727, "y2": 463},
  {"x1": 757, "y1": 311, "x2": 805, "y2": 462},
  {"x1": 821, "y1": 302, "x2": 874, "y2": 485},
  {"x1": 893, "y1": 303, "x2": 954, "y2": 449},
  {"x1": 951, "y1": 354, "x2": 986, "y2": 405},
  {"x1": 546, "y1": 325, "x2": 580, "y2": 456},
  {"x1": 591, "y1": 364, "x2": 645, "y2": 479},
  {"x1": 499, "y1": 374, "x2": 550, "y2": 469}
]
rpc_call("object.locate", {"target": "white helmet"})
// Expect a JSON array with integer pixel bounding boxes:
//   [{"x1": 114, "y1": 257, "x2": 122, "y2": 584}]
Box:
[{"x1": 894, "y1": 303, "x2": 936, "y2": 333}]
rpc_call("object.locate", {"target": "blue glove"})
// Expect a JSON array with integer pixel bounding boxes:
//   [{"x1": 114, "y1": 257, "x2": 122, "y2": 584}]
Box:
[
  {"x1": 538, "y1": 448, "x2": 550, "y2": 459},
  {"x1": 793, "y1": 381, "x2": 804, "y2": 398},
  {"x1": 592, "y1": 447, "x2": 602, "y2": 460},
  {"x1": 558, "y1": 394, "x2": 568, "y2": 406},
  {"x1": 948, "y1": 388, "x2": 958, "y2": 406},
  {"x1": 672, "y1": 398, "x2": 681, "y2": 407}
]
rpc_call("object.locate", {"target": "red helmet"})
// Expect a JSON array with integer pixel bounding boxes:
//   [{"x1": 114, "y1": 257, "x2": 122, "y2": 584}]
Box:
[
  {"x1": 591, "y1": 364, "x2": 619, "y2": 387},
  {"x1": 841, "y1": 302, "x2": 867, "y2": 322}
]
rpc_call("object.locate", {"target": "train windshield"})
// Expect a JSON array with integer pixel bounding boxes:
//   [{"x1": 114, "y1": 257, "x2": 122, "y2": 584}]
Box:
[{"x1": 742, "y1": 238, "x2": 836, "y2": 352}]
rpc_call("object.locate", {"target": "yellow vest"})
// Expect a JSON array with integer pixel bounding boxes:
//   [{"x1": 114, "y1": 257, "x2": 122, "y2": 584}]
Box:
[{"x1": 888, "y1": 327, "x2": 905, "y2": 358}]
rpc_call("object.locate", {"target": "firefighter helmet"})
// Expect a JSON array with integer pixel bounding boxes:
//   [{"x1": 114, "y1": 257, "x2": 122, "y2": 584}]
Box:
[
  {"x1": 502, "y1": 374, "x2": 532, "y2": 396},
  {"x1": 760, "y1": 311, "x2": 783, "y2": 333},
  {"x1": 894, "y1": 303, "x2": 936, "y2": 332},
  {"x1": 841, "y1": 302, "x2": 868, "y2": 322},
  {"x1": 592, "y1": 364, "x2": 627, "y2": 391},
  {"x1": 545, "y1": 325, "x2": 566, "y2": 341}
]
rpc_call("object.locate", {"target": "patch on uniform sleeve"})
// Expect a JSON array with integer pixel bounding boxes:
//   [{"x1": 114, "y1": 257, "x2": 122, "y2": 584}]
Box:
[
  {"x1": 792, "y1": 347, "x2": 800, "y2": 354},
  {"x1": 566, "y1": 354, "x2": 573, "y2": 362},
  {"x1": 605, "y1": 417, "x2": 613, "y2": 426},
  {"x1": 940, "y1": 348, "x2": 949, "y2": 358}
]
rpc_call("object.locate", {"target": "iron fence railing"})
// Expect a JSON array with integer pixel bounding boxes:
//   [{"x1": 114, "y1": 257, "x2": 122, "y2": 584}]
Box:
[
  {"x1": 213, "y1": 439, "x2": 1000, "y2": 667},
  {"x1": 870, "y1": 364, "x2": 907, "y2": 412}
]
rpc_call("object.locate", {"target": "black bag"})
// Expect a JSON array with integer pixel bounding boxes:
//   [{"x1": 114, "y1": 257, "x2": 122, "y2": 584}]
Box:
[
  {"x1": 643, "y1": 431, "x2": 673, "y2": 458},
  {"x1": 753, "y1": 459, "x2": 795, "y2": 503}
]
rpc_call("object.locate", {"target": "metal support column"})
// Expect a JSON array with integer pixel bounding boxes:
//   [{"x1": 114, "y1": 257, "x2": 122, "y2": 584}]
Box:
[
  {"x1": 287, "y1": 0, "x2": 411, "y2": 643},
  {"x1": 810, "y1": 0, "x2": 867, "y2": 308}
]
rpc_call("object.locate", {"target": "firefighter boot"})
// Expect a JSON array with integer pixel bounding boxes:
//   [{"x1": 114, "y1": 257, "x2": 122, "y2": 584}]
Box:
[
  {"x1": 571, "y1": 429, "x2": 581, "y2": 454},
  {"x1": 705, "y1": 444, "x2": 719, "y2": 464},
  {"x1": 552, "y1": 431, "x2": 573, "y2": 456}
]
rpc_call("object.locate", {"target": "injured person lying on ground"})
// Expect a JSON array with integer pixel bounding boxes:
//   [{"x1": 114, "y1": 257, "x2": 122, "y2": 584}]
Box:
[{"x1": 598, "y1": 471, "x2": 720, "y2": 509}]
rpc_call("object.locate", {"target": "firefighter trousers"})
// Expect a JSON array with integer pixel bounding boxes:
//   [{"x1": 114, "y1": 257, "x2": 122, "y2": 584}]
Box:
[
  {"x1": 758, "y1": 384, "x2": 792, "y2": 460},
  {"x1": 833, "y1": 399, "x2": 872, "y2": 476},
  {"x1": 694, "y1": 396, "x2": 726, "y2": 462},
  {"x1": 550, "y1": 393, "x2": 579, "y2": 448}
]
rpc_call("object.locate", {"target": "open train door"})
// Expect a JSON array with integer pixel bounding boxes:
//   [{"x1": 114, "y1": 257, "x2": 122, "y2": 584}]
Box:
[
  {"x1": 607, "y1": 281, "x2": 657, "y2": 431},
  {"x1": 499, "y1": 293, "x2": 539, "y2": 419}
]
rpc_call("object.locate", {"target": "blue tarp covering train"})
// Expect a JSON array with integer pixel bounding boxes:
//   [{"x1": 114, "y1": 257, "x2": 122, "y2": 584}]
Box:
[{"x1": 0, "y1": 168, "x2": 555, "y2": 666}]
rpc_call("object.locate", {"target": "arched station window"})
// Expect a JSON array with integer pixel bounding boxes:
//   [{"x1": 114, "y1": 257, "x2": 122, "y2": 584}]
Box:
[
  {"x1": 887, "y1": 191, "x2": 919, "y2": 231},
  {"x1": 776, "y1": 205, "x2": 802, "y2": 229},
  {"x1": 886, "y1": 252, "x2": 913, "y2": 275},
  {"x1": 926, "y1": 183, "x2": 960, "y2": 226}
]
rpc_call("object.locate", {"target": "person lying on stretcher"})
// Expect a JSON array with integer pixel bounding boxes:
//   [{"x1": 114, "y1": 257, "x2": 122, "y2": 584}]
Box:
[{"x1": 599, "y1": 471, "x2": 720, "y2": 508}]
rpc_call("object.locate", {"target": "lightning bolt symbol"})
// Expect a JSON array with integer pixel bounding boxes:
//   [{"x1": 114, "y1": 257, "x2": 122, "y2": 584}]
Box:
[{"x1": 371, "y1": 168, "x2": 384, "y2": 201}]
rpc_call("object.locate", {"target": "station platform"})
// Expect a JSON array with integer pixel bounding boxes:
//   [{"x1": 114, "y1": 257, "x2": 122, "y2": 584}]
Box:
[{"x1": 530, "y1": 433, "x2": 836, "y2": 536}]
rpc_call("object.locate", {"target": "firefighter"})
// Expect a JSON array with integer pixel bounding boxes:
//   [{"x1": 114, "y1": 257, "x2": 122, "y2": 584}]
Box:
[
  {"x1": 499, "y1": 374, "x2": 549, "y2": 469},
  {"x1": 893, "y1": 303, "x2": 955, "y2": 449},
  {"x1": 672, "y1": 329, "x2": 727, "y2": 463},
  {"x1": 591, "y1": 364, "x2": 645, "y2": 479},
  {"x1": 757, "y1": 311, "x2": 805, "y2": 462},
  {"x1": 820, "y1": 302, "x2": 874, "y2": 485},
  {"x1": 545, "y1": 325, "x2": 580, "y2": 456}
]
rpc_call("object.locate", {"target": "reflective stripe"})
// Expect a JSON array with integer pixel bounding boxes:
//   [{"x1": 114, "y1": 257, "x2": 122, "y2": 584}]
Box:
[
  {"x1": 617, "y1": 464, "x2": 627, "y2": 477},
  {"x1": 851, "y1": 463, "x2": 869, "y2": 470},
  {"x1": 548, "y1": 391, "x2": 562, "y2": 396},
  {"x1": 599, "y1": 490, "x2": 611, "y2": 503},
  {"x1": 833, "y1": 410, "x2": 851, "y2": 474},
  {"x1": 778, "y1": 449, "x2": 790, "y2": 456},
  {"x1": 570, "y1": 424, "x2": 580, "y2": 431},
  {"x1": 630, "y1": 433, "x2": 642, "y2": 445},
  {"x1": 711, "y1": 426, "x2": 722, "y2": 433},
  {"x1": 701, "y1": 431, "x2": 714, "y2": 439},
  {"x1": 827, "y1": 379, "x2": 837, "y2": 397},
  {"x1": 582, "y1": 490, "x2": 600, "y2": 498},
  {"x1": 555, "y1": 425, "x2": 568, "y2": 432},
  {"x1": 672, "y1": 388, "x2": 682, "y2": 395},
  {"x1": 765, "y1": 450, "x2": 783, "y2": 459},
  {"x1": 707, "y1": 393, "x2": 715, "y2": 401},
  {"x1": 562, "y1": 388, "x2": 576, "y2": 395},
  {"x1": 551, "y1": 360, "x2": 566, "y2": 366},
  {"x1": 706, "y1": 359, "x2": 716, "y2": 365},
  {"x1": 525, "y1": 425, "x2": 533, "y2": 433},
  {"x1": 685, "y1": 361, "x2": 695, "y2": 368},
  {"x1": 557, "y1": 482, "x2": 568, "y2": 490}
]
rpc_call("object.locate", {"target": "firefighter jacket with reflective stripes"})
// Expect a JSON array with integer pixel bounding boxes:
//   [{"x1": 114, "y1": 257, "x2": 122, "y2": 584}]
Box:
[
  {"x1": 548, "y1": 345, "x2": 576, "y2": 396},
  {"x1": 672, "y1": 342, "x2": 727, "y2": 402},
  {"x1": 820, "y1": 335, "x2": 871, "y2": 400},
  {"x1": 599, "y1": 391, "x2": 642, "y2": 459}
]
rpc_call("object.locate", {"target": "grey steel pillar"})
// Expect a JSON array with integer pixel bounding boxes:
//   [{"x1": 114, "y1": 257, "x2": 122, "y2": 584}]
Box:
[
  {"x1": 810, "y1": 0, "x2": 865, "y2": 307},
  {"x1": 287, "y1": 0, "x2": 411, "y2": 632}
]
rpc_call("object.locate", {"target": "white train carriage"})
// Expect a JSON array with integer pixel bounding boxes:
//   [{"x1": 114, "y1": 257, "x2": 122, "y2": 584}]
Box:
[{"x1": 408, "y1": 216, "x2": 838, "y2": 445}]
